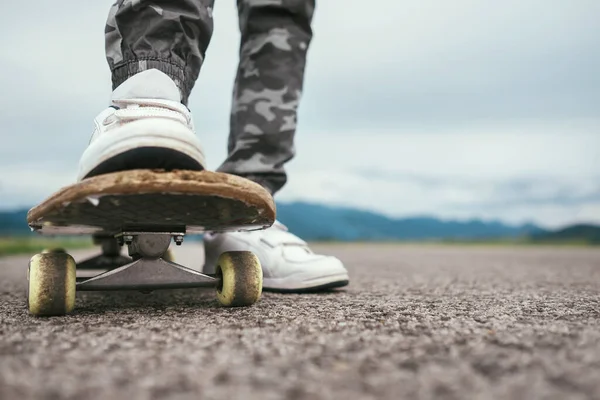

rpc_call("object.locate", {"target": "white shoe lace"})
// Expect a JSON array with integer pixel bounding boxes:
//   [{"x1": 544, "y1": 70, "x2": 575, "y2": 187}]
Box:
[{"x1": 107, "y1": 99, "x2": 191, "y2": 126}]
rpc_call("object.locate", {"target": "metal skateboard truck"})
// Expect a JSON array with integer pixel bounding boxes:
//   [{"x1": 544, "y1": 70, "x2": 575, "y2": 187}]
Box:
[{"x1": 75, "y1": 232, "x2": 218, "y2": 292}]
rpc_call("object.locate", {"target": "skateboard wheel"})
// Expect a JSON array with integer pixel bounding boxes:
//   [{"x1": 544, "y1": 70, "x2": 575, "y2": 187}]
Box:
[
  {"x1": 215, "y1": 251, "x2": 262, "y2": 307},
  {"x1": 27, "y1": 252, "x2": 76, "y2": 317},
  {"x1": 42, "y1": 247, "x2": 67, "y2": 254}
]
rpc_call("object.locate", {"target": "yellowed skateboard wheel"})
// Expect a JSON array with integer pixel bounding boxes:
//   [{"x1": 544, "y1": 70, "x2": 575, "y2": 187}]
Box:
[
  {"x1": 42, "y1": 247, "x2": 66, "y2": 254},
  {"x1": 27, "y1": 252, "x2": 76, "y2": 317},
  {"x1": 215, "y1": 251, "x2": 262, "y2": 307}
]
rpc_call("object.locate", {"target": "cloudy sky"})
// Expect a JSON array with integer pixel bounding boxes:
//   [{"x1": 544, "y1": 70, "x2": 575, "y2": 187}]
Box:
[{"x1": 1, "y1": 1, "x2": 599, "y2": 229}]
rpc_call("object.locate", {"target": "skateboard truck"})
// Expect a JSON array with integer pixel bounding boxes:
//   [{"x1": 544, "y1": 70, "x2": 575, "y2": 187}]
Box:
[{"x1": 76, "y1": 232, "x2": 217, "y2": 292}]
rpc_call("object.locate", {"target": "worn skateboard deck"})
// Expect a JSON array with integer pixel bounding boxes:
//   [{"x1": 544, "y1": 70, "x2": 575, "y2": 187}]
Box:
[{"x1": 27, "y1": 169, "x2": 276, "y2": 236}]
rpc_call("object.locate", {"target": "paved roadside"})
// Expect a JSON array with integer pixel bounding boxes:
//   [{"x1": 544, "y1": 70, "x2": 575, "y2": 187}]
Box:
[{"x1": 1, "y1": 243, "x2": 599, "y2": 400}]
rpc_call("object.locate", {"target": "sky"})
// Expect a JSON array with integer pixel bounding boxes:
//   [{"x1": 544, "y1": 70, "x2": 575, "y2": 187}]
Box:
[{"x1": 0, "y1": 1, "x2": 599, "y2": 229}]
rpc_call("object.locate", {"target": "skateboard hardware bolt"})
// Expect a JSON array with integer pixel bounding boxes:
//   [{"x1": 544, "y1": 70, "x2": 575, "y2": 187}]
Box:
[
  {"x1": 124, "y1": 235, "x2": 134, "y2": 245},
  {"x1": 174, "y1": 235, "x2": 184, "y2": 246}
]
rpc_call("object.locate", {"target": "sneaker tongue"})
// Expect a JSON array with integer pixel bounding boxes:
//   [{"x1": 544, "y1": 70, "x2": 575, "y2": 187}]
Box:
[{"x1": 111, "y1": 69, "x2": 182, "y2": 103}]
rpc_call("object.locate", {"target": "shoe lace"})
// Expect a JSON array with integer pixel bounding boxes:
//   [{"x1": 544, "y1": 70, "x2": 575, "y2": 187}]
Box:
[{"x1": 108, "y1": 99, "x2": 191, "y2": 125}]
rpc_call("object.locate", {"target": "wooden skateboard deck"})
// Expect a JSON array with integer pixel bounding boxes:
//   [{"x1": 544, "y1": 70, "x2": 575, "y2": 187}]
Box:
[{"x1": 27, "y1": 169, "x2": 276, "y2": 236}]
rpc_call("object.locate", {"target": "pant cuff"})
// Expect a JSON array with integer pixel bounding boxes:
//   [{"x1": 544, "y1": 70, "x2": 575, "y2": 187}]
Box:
[{"x1": 111, "y1": 59, "x2": 193, "y2": 104}]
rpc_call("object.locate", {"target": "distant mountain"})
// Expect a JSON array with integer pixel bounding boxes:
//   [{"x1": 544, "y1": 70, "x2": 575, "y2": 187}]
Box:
[
  {"x1": 275, "y1": 201, "x2": 547, "y2": 241},
  {"x1": 2, "y1": 202, "x2": 598, "y2": 243},
  {"x1": 530, "y1": 224, "x2": 600, "y2": 244},
  {"x1": 0, "y1": 209, "x2": 29, "y2": 235}
]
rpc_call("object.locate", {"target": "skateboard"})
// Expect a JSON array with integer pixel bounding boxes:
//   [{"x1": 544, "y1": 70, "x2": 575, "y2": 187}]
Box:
[{"x1": 26, "y1": 169, "x2": 276, "y2": 317}]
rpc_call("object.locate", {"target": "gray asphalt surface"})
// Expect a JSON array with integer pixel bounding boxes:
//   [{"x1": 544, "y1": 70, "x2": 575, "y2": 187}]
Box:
[{"x1": 1, "y1": 243, "x2": 600, "y2": 400}]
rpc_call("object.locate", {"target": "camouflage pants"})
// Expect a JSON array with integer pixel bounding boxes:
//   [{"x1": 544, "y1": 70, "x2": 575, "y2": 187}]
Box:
[{"x1": 105, "y1": 0, "x2": 315, "y2": 195}]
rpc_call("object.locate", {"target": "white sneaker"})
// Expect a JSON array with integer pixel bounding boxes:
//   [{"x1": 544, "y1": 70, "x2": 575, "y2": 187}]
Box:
[
  {"x1": 203, "y1": 221, "x2": 350, "y2": 292},
  {"x1": 77, "y1": 69, "x2": 206, "y2": 181}
]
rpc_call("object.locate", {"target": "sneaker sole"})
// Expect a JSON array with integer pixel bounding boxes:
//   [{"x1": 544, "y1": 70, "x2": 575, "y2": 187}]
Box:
[
  {"x1": 85, "y1": 147, "x2": 204, "y2": 178},
  {"x1": 263, "y1": 279, "x2": 349, "y2": 293},
  {"x1": 262, "y1": 272, "x2": 350, "y2": 293}
]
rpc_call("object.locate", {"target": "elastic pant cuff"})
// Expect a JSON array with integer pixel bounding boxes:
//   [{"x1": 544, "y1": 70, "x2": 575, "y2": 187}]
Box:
[{"x1": 111, "y1": 59, "x2": 193, "y2": 104}]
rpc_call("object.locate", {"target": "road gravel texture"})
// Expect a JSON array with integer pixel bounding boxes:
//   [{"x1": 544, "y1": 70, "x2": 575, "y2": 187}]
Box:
[{"x1": 1, "y1": 243, "x2": 599, "y2": 400}]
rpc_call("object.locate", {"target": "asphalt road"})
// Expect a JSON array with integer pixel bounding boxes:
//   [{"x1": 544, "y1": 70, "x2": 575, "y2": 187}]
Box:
[{"x1": 1, "y1": 243, "x2": 600, "y2": 400}]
